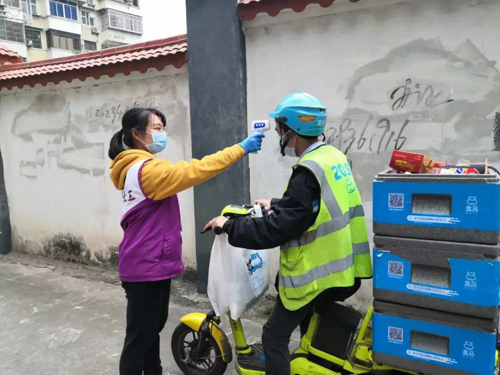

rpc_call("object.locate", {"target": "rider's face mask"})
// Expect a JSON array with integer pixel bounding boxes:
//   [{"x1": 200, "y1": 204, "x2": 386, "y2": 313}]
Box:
[{"x1": 279, "y1": 130, "x2": 297, "y2": 158}]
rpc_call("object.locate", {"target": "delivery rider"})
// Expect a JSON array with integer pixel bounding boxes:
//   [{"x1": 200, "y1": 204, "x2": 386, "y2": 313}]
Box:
[{"x1": 205, "y1": 92, "x2": 373, "y2": 375}]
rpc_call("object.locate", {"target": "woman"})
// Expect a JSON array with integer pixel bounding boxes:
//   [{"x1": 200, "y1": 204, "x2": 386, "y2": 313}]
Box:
[{"x1": 108, "y1": 107, "x2": 264, "y2": 375}]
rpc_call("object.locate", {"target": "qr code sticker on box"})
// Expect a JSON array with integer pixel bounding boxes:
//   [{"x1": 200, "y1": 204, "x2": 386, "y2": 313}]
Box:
[
  {"x1": 388, "y1": 193, "x2": 404, "y2": 209},
  {"x1": 388, "y1": 261, "x2": 404, "y2": 277},
  {"x1": 388, "y1": 326, "x2": 403, "y2": 343}
]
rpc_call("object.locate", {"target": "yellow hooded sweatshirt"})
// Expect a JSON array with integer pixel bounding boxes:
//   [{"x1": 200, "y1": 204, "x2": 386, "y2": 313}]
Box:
[{"x1": 109, "y1": 145, "x2": 246, "y2": 200}]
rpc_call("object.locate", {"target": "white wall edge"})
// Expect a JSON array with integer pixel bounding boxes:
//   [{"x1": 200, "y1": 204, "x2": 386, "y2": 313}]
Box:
[{"x1": 242, "y1": 0, "x2": 413, "y2": 30}]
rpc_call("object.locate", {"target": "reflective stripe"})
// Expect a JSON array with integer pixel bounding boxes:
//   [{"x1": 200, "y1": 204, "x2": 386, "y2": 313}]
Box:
[
  {"x1": 281, "y1": 206, "x2": 365, "y2": 250},
  {"x1": 281, "y1": 159, "x2": 366, "y2": 251},
  {"x1": 353, "y1": 242, "x2": 370, "y2": 255},
  {"x1": 350, "y1": 205, "x2": 364, "y2": 218},
  {"x1": 301, "y1": 159, "x2": 343, "y2": 220},
  {"x1": 280, "y1": 253, "x2": 354, "y2": 289}
]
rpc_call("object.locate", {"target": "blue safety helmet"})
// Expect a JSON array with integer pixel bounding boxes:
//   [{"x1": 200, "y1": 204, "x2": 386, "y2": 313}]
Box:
[{"x1": 269, "y1": 92, "x2": 327, "y2": 137}]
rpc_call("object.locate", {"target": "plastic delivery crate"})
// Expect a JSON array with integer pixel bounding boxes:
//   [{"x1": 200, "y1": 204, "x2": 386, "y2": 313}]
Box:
[
  {"x1": 373, "y1": 171, "x2": 500, "y2": 244},
  {"x1": 372, "y1": 300, "x2": 497, "y2": 375},
  {"x1": 373, "y1": 236, "x2": 500, "y2": 321}
]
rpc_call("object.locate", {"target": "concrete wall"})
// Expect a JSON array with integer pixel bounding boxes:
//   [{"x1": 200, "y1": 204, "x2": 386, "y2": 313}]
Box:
[
  {"x1": 0, "y1": 66, "x2": 196, "y2": 266},
  {"x1": 99, "y1": 28, "x2": 142, "y2": 47},
  {"x1": 244, "y1": 0, "x2": 500, "y2": 307},
  {"x1": 82, "y1": 26, "x2": 99, "y2": 47}
]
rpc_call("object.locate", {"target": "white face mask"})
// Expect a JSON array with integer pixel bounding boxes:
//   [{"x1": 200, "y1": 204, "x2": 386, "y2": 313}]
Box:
[
  {"x1": 279, "y1": 131, "x2": 298, "y2": 158},
  {"x1": 284, "y1": 145, "x2": 297, "y2": 157}
]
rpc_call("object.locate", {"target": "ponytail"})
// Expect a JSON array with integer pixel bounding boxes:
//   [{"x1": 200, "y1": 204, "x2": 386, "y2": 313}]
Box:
[{"x1": 108, "y1": 129, "x2": 125, "y2": 160}]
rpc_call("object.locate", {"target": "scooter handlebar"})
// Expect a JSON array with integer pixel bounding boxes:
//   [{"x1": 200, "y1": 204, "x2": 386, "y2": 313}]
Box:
[
  {"x1": 200, "y1": 204, "x2": 265, "y2": 235},
  {"x1": 200, "y1": 226, "x2": 224, "y2": 235}
]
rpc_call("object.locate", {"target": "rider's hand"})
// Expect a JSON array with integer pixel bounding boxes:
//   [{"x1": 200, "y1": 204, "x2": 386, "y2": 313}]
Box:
[
  {"x1": 254, "y1": 199, "x2": 271, "y2": 212},
  {"x1": 238, "y1": 133, "x2": 265, "y2": 155},
  {"x1": 204, "y1": 216, "x2": 229, "y2": 232}
]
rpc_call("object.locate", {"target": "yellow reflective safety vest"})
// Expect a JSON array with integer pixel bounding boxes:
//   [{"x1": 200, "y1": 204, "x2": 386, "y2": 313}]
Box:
[{"x1": 278, "y1": 145, "x2": 373, "y2": 311}]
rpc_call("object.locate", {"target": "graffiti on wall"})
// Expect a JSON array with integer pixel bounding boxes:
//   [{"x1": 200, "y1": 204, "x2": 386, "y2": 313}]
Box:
[
  {"x1": 327, "y1": 39, "x2": 500, "y2": 154},
  {"x1": 86, "y1": 96, "x2": 163, "y2": 129},
  {"x1": 11, "y1": 89, "x2": 187, "y2": 179}
]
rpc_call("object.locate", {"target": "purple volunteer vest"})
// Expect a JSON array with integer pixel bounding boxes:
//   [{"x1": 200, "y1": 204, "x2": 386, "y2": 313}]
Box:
[{"x1": 118, "y1": 159, "x2": 184, "y2": 282}]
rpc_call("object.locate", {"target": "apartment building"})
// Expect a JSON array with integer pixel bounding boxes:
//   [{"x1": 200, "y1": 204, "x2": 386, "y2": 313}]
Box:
[{"x1": 0, "y1": 0, "x2": 143, "y2": 62}]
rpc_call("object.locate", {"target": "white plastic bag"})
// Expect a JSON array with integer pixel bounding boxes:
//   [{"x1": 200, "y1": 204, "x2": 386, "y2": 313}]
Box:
[{"x1": 207, "y1": 207, "x2": 270, "y2": 319}]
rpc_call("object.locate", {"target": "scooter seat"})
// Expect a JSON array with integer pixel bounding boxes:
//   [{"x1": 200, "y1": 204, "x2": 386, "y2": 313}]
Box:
[{"x1": 310, "y1": 302, "x2": 362, "y2": 360}]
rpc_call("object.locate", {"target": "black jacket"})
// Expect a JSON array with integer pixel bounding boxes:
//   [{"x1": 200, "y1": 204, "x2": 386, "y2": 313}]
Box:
[
  {"x1": 223, "y1": 166, "x2": 320, "y2": 249},
  {"x1": 223, "y1": 161, "x2": 321, "y2": 290}
]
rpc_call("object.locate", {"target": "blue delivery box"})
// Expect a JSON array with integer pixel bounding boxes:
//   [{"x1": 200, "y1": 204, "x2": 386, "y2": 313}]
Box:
[
  {"x1": 373, "y1": 236, "x2": 500, "y2": 321},
  {"x1": 373, "y1": 171, "x2": 500, "y2": 245},
  {"x1": 372, "y1": 300, "x2": 497, "y2": 375}
]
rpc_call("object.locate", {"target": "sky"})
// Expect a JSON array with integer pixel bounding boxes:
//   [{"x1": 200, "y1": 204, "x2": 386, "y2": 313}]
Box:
[{"x1": 141, "y1": 0, "x2": 187, "y2": 41}]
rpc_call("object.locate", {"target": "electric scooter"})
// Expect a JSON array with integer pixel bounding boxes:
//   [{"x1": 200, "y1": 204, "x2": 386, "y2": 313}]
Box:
[{"x1": 171, "y1": 205, "x2": 422, "y2": 375}]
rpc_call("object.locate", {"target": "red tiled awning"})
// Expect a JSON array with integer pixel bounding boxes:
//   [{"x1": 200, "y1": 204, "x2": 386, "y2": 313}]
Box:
[
  {"x1": 0, "y1": 45, "x2": 22, "y2": 65},
  {"x1": 238, "y1": 0, "x2": 361, "y2": 21},
  {"x1": 0, "y1": 45, "x2": 21, "y2": 59},
  {"x1": 0, "y1": 35, "x2": 187, "y2": 91}
]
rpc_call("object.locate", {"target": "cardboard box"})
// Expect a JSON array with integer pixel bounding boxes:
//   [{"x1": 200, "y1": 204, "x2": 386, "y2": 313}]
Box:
[{"x1": 390, "y1": 150, "x2": 436, "y2": 173}]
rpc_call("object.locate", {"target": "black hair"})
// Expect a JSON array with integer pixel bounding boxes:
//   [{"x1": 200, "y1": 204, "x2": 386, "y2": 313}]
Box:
[{"x1": 108, "y1": 107, "x2": 167, "y2": 160}]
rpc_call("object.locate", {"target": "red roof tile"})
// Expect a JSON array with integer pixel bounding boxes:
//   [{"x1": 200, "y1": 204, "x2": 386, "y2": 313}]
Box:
[
  {"x1": 238, "y1": 0, "x2": 361, "y2": 21},
  {"x1": 0, "y1": 45, "x2": 20, "y2": 59},
  {"x1": 0, "y1": 35, "x2": 187, "y2": 91}
]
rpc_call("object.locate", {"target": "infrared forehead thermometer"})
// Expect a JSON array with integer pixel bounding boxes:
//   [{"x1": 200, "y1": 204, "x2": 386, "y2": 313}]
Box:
[
  {"x1": 251, "y1": 120, "x2": 270, "y2": 154},
  {"x1": 252, "y1": 120, "x2": 271, "y2": 133}
]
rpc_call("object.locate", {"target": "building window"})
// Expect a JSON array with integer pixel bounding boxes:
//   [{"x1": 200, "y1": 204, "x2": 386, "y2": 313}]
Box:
[
  {"x1": 47, "y1": 30, "x2": 80, "y2": 50},
  {"x1": 84, "y1": 40, "x2": 97, "y2": 51},
  {"x1": 49, "y1": 0, "x2": 78, "y2": 21},
  {"x1": 101, "y1": 9, "x2": 142, "y2": 34},
  {"x1": 0, "y1": 19, "x2": 24, "y2": 43},
  {"x1": 21, "y1": 0, "x2": 37, "y2": 14},
  {"x1": 81, "y1": 11, "x2": 96, "y2": 26},
  {"x1": 25, "y1": 27, "x2": 42, "y2": 48},
  {"x1": 2, "y1": 0, "x2": 20, "y2": 8}
]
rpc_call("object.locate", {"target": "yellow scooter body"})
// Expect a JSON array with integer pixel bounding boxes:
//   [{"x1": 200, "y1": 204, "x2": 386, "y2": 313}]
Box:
[
  {"x1": 180, "y1": 313, "x2": 233, "y2": 363},
  {"x1": 179, "y1": 308, "x2": 498, "y2": 375}
]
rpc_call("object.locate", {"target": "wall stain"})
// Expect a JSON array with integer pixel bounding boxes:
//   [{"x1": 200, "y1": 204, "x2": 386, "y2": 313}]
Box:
[
  {"x1": 43, "y1": 233, "x2": 91, "y2": 264},
  {"x1": 494, "y1": 112, "x2": 500, "y2": 151},
  {"x1": 0, "y1": 148, "x2": 12, "y2": 255},
  {"x1": 42, "y1": 233, "x2": 119, "y2": 268}
]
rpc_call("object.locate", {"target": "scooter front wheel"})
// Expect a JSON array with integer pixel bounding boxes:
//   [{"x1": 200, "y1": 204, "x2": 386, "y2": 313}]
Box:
[{"x1": 171, "y1": 323, "x2": 228, "y2": 375}]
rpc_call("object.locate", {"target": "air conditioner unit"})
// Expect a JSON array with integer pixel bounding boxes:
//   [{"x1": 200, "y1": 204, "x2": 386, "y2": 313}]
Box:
[
  {"x1": 91, "y1": 26, "x2": 99, "y2": 33},
  {"x1": 26, "y1": 40, "x2": 33, "y2": 47},
  {"x1": 23, "y1": 13, "x2": 32, "y2": 24}
]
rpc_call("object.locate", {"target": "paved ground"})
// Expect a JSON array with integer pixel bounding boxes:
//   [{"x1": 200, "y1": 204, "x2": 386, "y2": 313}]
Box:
[{"x1": 0, "y1": 255, "x2": 297, "y2": 375}]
